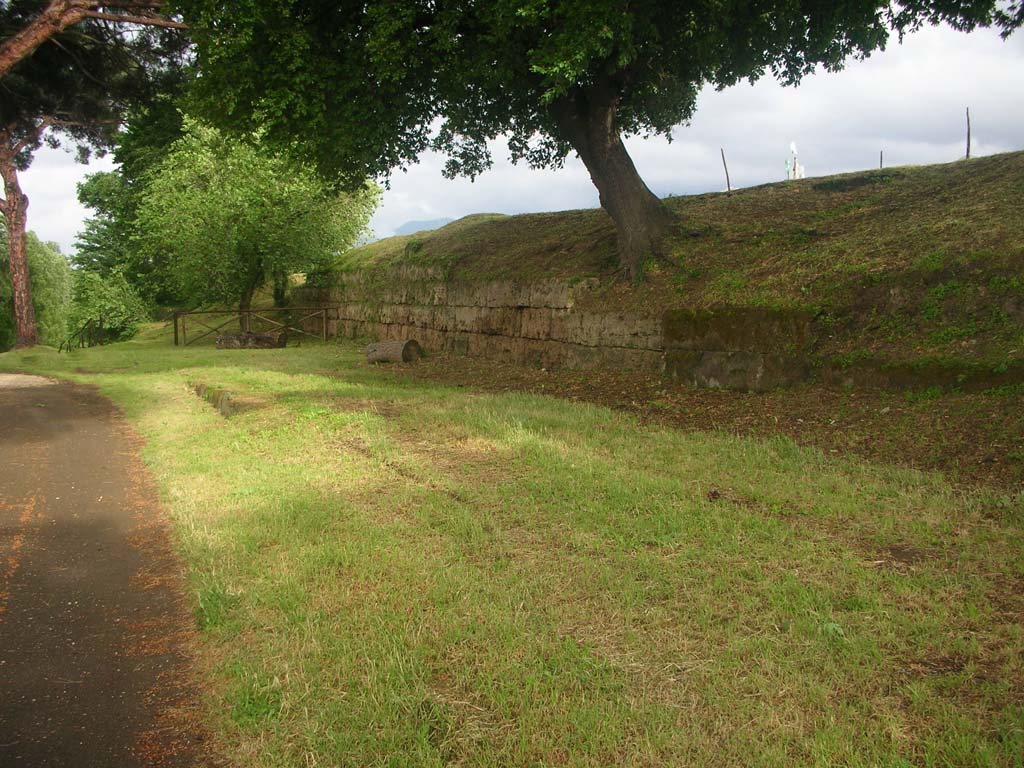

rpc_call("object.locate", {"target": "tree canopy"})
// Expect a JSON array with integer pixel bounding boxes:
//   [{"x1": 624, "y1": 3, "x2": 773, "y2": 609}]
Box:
[
  {"x1": 73, "y1": 97, "x2": 186, "y2": 306},
  {"x1": 176, "y1": 0, "x2": 1023, "y2": 276},
  {"x1": 135, "y1": 118, "x2": 379, "y2": 319}
]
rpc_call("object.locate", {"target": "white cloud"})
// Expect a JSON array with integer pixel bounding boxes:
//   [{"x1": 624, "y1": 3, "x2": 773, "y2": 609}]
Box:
[
  {"x1": 16, "y1": 148, "x2": 115, "y2": 254},
  {"x1": 16, "y1": 22, "x2": 1024, "y2": 252}
]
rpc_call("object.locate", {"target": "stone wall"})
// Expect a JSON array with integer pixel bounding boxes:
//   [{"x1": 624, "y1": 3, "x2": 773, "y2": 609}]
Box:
[
  {"x1": 295, "y1": 267, "x2": 1024, "y2": 391},
  {"x1": 295, "y1": 267, "x2": 814, "y2": 390}
]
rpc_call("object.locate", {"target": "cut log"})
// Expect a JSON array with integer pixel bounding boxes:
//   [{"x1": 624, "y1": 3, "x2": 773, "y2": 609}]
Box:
[
  {"x1": 366, "y1": 339, "x2": 423, "y2": 363},
  {"x1": 216, "y1": 331, "x2": 287, "y2": 349}
]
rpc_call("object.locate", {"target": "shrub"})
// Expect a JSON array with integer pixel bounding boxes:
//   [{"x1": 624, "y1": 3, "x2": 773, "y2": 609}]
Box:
[{"x1": 69, "y1": 270, "x2": 148, "y2": 341}]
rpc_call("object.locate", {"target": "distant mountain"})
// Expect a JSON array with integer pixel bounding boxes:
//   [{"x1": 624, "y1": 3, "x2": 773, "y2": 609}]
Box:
[{"x1": 393, "y1": 218, "x2": 454, "y2": 236}]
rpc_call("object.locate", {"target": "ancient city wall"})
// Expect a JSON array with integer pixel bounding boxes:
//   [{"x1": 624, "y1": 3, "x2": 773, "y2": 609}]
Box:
[
  {"x1": 294, "y1": 266, "x2": 1024, "y2": 391},
  {"x1": 295, "y1": 267, "x2": 816, "y2": 390}
]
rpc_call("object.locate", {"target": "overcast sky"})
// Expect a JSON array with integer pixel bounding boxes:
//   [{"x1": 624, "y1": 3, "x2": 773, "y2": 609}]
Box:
[{"x1": 18, "y1": 22, "x2": 1024, "y2": 254}]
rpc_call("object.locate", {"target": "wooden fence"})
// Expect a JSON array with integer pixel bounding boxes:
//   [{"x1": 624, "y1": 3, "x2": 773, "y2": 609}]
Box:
[{"x1": 171, "y1": 307, "x2": 334, "y2": 346}]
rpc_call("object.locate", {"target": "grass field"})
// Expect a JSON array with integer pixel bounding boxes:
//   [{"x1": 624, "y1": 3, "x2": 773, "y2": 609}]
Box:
[{"x1": 2, "y1": 329, "x2": 1023, "y2": 766}]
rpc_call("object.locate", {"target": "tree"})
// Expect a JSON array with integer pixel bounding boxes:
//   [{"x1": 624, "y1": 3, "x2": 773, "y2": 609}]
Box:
[
  {"x1": 176, "y1": 0, "x2": 1023, "y2": 277},
  {"x1": 0, "y1": 224, "x2": 72, "y2": 349},
  {"x1": 135, "y1": 119, "x2": 378, "y2": 326},
  {"x1": 1, "y1": 1, "x2": 185, "y2": 346},
  {"x1": 68, "y1": 268, "x2": 148, "y2": 341},
  {"x1": 0, "y1": 0, "x2": 184, "y2": 78},
  {"x1": 73, "y1": 97, "x2": 187, "y2": 307}
]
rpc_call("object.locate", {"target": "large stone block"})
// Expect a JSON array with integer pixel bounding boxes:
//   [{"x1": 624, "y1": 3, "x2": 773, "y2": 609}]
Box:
[
  {"x1": 664, "y1": 350, "x2": 810, "y2": 391},
  {"x1": 662, "y1": 307, "x2": 818, "y2": 353},
  {"x1": 452, "y1": 306, "x2": 481, "y2": 332},
  {"x1": 529, "y1": 280, "x2": 574, "y2": 308},
  {"x1": 562, "y1": 312, "x2": 602, "y2": 347},
  {"x1": 477, "y1": 307, "x2": 522, "y2": 336},
  {"x1": 520, "y1": 307, "x2": 552, "y2": 339},
  {"x1": 429, "y1": 282, "x2": 448, "y2": 305},
  {"x1": 448, "y1": 283, "x2": 479, "y2": 308},
  {"x1": 484, "y1": 281, "x2": 519, "y2": 308}
]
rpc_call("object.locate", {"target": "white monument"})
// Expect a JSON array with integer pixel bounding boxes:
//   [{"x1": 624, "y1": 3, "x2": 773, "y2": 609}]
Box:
[{"x1": 786, "y1": 141, "x2": 806, "y2": 180}]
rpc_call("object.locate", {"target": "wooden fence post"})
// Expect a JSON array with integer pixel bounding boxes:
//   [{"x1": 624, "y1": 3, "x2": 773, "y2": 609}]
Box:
[{"x1": 965, "y1": 106, "x2": 971, "y2": 159}]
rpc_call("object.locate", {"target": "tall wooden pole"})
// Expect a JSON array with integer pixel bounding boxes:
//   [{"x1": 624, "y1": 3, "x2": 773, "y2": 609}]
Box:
[{"x1": 966, "y1": 107, "x2": 971, "y2": 159}]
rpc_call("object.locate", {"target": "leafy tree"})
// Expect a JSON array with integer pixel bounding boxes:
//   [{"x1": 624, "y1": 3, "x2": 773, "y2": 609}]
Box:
[
  {"x1": 0, "y1": 224, "x2": 72, "y2": 349},
  {"x1": 1, "y1": 1, "x2": 185, "y2": 346},
  {"x1": 73, "y1": 96, "x2": 187, "y2": 307},
  {"x1": 73, "y1": 170, "x2": 135, "y2": 275},
  {"x1": 68, "y1": 268, "x2": 148, "y2": 340},
  {"x1": 177, "y1": 0, "x2": 1022, "y2": 277},
  {"x1": 135, "y1": 119, "x2": 378, "y2": 326}
]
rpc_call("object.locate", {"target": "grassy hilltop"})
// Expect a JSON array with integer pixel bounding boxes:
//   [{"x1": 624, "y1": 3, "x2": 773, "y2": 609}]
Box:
[{"x1": 339, "y1": 152, "x2": 1024, "y2": 367}]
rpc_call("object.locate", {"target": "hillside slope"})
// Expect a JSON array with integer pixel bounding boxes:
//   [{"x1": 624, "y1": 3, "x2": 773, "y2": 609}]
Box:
[{"x1": 334, "y1": 152, "x2": 1024, "y2": 367}]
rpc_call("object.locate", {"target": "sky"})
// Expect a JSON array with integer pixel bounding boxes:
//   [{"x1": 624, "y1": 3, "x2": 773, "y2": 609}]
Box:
[{"x1": 17, "y1": 22, "x2": 1024, "y2": 254}]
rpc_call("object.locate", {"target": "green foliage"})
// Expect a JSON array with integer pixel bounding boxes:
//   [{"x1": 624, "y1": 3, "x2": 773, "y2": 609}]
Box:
[
  {"x1": 135, "y1": 118, "x2": 379, "y2": 310},
  {"x1": 68, "y1": 270, "x2": 149, "y2": 341},
  {"x1": 1, "y1": 2, "x2": 187, "y2": 171},
  {"x1": 73, "y1": 171, "x2": 136, "y2": 275},
  {"x1": 176, "y1": 0, "x2": 1021, "y2": 186},
  {"x1": 73, "y1": 100, "x2": 187, "y2": 308},
  {"x1": 0, "y1": 227, "x2": 72, "y2": 350}
]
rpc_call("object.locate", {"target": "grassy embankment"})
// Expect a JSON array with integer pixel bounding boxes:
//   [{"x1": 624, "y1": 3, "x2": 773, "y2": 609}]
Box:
[
  {"x1": 3, "y1": 329, "x2": 1021, "y2": 766},
  {"x1": 339, "y1": 152, "x2": 1024, "y2": 369}
]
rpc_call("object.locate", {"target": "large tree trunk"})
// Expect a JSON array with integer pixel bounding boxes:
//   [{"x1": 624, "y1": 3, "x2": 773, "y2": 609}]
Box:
[
  {"x1": 1, "y1": 161, "x2": 39, "y2": 348},
  {"x1": 550, "y1": 83, "x2": 675, "y2": 279}
]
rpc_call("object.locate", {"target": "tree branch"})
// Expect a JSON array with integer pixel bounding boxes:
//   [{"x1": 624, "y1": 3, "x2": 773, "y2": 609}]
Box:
[
  {"x1": 10, "y1": 117, "x2": 55, "y2": 156},
  {"x1": 0, "y1": 0, "x2": 186, "y2": 80},
  {"x1": 81, "y1": 10, "x2": 187, "y2": 29}
]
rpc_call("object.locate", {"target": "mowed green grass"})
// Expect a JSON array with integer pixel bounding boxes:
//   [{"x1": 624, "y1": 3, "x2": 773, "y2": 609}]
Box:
[{"x1": 4, "y1": 328, "x2": 1023, "y2": 767}]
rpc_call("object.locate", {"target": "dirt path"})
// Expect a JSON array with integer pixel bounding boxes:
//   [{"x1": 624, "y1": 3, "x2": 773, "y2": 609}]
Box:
[{"x1": 0, "y1": 374, "x2": 215, "y2": 767}]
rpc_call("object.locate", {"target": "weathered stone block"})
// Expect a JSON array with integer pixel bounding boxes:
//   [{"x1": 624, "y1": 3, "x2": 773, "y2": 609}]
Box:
[
  {"x1": 529, "y1": 280, "x2": 574, "y2": 308},
  {"x1": 477, "y1": 307, "x2": 521, "y2": 336},
  {"x1": 664, "y1": 350, "x2": 809, "y2": 391},
  {"x1": 452, "y1": 306, "x2": 481, "y2": 332},
  {"x1": 662, "y1": 307, "x2": 818, "y2": 353},
  {"x1": 485, "y1": 281, "x2": 519, "y2": 308},
  {"x1": 430, "y1": 283, "x2": 448, "y2": 305},
  {"x1": 520, "y1": 307, "x2": 551, "y2": 339}
]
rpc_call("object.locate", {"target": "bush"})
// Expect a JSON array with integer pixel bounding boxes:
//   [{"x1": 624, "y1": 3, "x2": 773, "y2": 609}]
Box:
[
  {"x1": 1, "y1": 229, "x2": 73, "y2": 350},
  {"x1": 69, "y1": 270, "x2": 149, "y2": 341}
]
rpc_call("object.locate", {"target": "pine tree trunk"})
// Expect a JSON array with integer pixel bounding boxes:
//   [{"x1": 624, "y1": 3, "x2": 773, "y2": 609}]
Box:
[
  {"x1": 1, "y1": 161, "x2": 39, "y2": 348},
  {"x1": 550, "y1": 84, "x2": 675, "y2": 279}
]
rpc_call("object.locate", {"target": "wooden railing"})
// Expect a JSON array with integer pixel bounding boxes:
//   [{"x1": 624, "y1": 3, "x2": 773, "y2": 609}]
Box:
[
  {"x1": 172, "y1": 307, "x2": 334, "y2": 346},
  {"x1": 58, "y1": 317, "x2": 108, "y2": 353}
]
